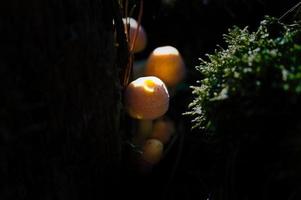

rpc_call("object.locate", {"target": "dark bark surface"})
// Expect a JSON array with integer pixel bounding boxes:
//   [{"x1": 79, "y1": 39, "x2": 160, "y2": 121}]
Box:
[{"x1": 0, "y1": 0, "x2": 126, "y2": 199}]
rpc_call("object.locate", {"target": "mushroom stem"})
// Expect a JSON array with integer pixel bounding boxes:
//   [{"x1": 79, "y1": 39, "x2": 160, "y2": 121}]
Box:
[{"x1": 132, "y1": 119, "x2": 153, "y2": 145}]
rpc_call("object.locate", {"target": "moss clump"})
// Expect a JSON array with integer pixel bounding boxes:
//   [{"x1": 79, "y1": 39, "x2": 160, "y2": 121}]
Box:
[{"x1": 187, "y1": 16, "x2": 301, "y2": 135}]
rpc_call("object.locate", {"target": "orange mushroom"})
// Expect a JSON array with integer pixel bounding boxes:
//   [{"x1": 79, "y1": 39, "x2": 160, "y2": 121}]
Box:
[
  {"x1": 145, "y1": 46, "x2": 186, "y2": 87},
  {"x1": 123, "y1": 17, "x2": 147, "y2": 53},
  {"x1": 124, "y1": 76, "x2": 169, "y2": 120},
  {"x1": 150, "y1": 118, "x2": 175, "y2": 144},
  {"x1": 141, "y1": 139, "x2": 164, "y2": 165}
]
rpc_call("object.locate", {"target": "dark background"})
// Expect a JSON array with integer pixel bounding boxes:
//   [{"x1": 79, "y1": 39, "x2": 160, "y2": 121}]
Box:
[
  {"x1": 1, "y1": 0, "x2": 300, "y2": 199},
  {"x1": 122, "y1": 1, "x2": 301, "y2": 200}
]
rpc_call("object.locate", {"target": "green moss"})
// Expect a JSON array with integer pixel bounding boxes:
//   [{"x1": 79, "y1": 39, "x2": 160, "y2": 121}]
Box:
[{"x1": 187, "y1": 16, "x2": 301, "y2": 134}]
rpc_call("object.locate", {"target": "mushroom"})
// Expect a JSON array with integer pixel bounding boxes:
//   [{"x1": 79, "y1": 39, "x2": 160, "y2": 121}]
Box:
[
  {"x1": 150, "y1": 118, "x2": 175, "y2": 144},
  {"x1": 141, "y1": 139, "x2": 164, "y2": 165},
  {"x1": 123, "y1": 17, "x2": 147, "y2": 53},
  {"x1": 145, "y1": 46, "x2": 186, "y2": 87},
  {"x1": 124, "y1": 76, "x2": 169, "y2": 120}
]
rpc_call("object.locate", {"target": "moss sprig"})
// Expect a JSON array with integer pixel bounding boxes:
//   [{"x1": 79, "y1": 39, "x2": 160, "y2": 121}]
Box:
[{"x1": 187, "y1": 16, "x2": 301, "y2": 134}]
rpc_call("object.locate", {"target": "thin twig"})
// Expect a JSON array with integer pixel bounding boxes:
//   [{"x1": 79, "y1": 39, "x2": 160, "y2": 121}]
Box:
[
  {"x1": 124, "y1": 0, "x2": 129, "y2": 41},
  {"x1": 278, "y1": 1, "x2": 301, "y2": 21},
  {"x1": 123, "y1": 0, "x2": 144, "y2": 87},
  {"x1": 130, "y1": 0, "x2": 144, "y2": 51}
]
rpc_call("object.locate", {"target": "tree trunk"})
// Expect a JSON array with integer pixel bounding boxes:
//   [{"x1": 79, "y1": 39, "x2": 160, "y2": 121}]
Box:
[{"x1": 0, "y1": 0, "x2": 127, "y2": 199}]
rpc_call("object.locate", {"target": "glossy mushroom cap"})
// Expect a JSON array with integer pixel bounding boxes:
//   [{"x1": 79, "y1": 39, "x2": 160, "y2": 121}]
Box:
[
  {"x1": 123, "y1": 17, "x2": 147, "y2": 53},
  {"x1": 145, "y1": 46, "x2": 185, "y2": 87},
  {"x1": 124, "y1": 76, "x2": 169, "y2": 120}
]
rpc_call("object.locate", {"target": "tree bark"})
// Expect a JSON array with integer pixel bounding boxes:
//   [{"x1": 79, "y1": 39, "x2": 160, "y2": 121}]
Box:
[{"x1": 0, "y1": 0, "x2": 127, "y2": 199}]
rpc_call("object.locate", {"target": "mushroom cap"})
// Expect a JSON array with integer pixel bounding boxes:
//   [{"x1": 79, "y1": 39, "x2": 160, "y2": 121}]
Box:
[
  {"x1": 150, "y1": 118, "x2": 175, "y2": 144},
  {"x1": 142, "y1": 139, "x2": 164, "y2": 165},
  {"x1": 125, "y1": 76, "x2": 169, "y2": 120},
  {"x1": 145, "y1": 46, "x2": 186, "y2": 87},
  {"x1": 123, "y1": 17, "x2": 147, "y2": 53}
]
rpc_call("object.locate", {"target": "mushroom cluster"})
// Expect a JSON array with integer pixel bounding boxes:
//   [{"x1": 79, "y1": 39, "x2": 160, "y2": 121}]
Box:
[{"x1": 122, "y1": 17, "x2": 185, "y2": 170}]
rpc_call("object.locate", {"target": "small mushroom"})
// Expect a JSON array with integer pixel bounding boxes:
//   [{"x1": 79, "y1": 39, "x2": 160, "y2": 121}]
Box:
[
  {"x1": 124, "y1": 76, "x2": 169, "y2": 120},
  {"x1": 145, "y1": 46, "x2": 186, "y2": 87},
  {"x1": 123, "y1": 17, "x2": 147, "y2": 53},
  {"x1": 150, "y1": 118, "x2": 175, "y2": 144},
  {"x1": 141, "y1": 139, "x2": 164, "y2": 165}
]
